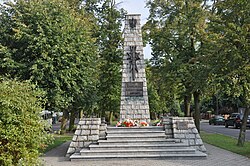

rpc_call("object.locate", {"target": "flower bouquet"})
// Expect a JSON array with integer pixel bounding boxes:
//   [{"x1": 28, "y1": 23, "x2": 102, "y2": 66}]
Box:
[
  {"x1": 140, "y1": 121, "x2": 149, "y2": 127},
  {"x1": 123, "y1": 119, "x2": 134, "y2": 127},
  {"x1": 116, "y1": 119, "x2": 149, "y2": 127}
]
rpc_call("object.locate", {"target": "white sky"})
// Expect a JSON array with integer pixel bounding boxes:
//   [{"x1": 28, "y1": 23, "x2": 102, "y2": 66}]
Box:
[{"x1": 116, "y1": 0, "x2": 152, "y2": 59}]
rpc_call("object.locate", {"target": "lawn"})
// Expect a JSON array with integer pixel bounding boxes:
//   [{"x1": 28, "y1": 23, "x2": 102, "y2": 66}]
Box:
[
  {"x1": 42, "y1": 134, "x2": 73, "y2": 153},
  {"x1": 200, "y1": 131, "x2": 250, "y2": 158}
]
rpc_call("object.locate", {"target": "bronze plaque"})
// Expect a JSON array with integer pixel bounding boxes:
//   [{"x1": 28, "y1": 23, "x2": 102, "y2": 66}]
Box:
[
  {"x1": 125, "y1": 82, "x2": 143, "y2": 97},
  {"x1": 177, "y1": 121, "x2": 189, "y2": 130}
]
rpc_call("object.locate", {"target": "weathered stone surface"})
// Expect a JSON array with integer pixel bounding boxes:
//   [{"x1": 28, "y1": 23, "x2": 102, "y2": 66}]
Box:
[
  {"x1": 188, "y1": 139, "x2": 195, "y2": 145},
  {"x1": 77, "y1": 136, "x2": 87, "y2": 141},
  {"x1": 120, "y1": 14, "x2": 150, "y2": 123},
  {"x1": 78, "y1": 120, "x2": 86, "y2": 125},
  {"x1": 75, "y1": 129, "x2": 81, "y2": 135},
  {"x1": 99, "y1": 131, "x2": 106, "y2": 137},
  {"x1": 195, "y1": 138, "x2": 203, "y2": 145},
  {"x1": 200, "y1": 145, "x2": 207, "y2": 152},
  {"x1": 163, "y1": 116, "x2": 206, "y2": 152},
  {"x1": 66, "y1": 118, "x2": 106, "y2": 156},
  {"x1": 84, "y1": 142, "x2": 92, "y2": 147},
  {"x1": 72, "y1": 135, "x2": 77, "y2": 141},
  {"x1": 69, "y1": 141, "x2": 77, "y2": 147},
  {"x1": 89, "y1": 125, "x2": 99, "y2": 130},
  {"x1": 81, "y1": 125, "x2": 89, "y2": 130},
  {"x1": 67, "y1": 147, "x2": 75, "y2": 154},
  {"x1": 196, "y1": 134, "x2": 201, "y2": 139},
  {"x1": 81, "y1": 130, "x2": 90, "y2": 136},
  {"x1": 90, "y1": 129, "x2": 99, "y2": 135},
  {"x1": 88, "y1": 135, "x2": 99, "y2": 141},
  {"x1": 174, "y1": 134, "x2": 186, "y2": 139},
  {"x1": 78, "y1": 142, "x2": 84, "y2": 148},
  {"x1": 99, "y1": 124, "x2": 107, "y2": 131},
  {"x1": 192, "y1": 128, "x2": 199, "y2": 134}
]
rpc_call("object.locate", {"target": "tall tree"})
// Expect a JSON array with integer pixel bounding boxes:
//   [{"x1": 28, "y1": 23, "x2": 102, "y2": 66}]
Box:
[
  {"x1": 82, "y1": 0, "x2": 124, "y2": 123},
  {"x1": 0, "y1": 0, "x2": 98, "y2": 132},
  {"x1": 97, "y1": 0, "x2": 124, "y2": 124},
  {"x1": 145, "y1": 60, "x2": 167, "y2": 119},
  {"x1": 144, "y1": 0, "x2": 210, "y2": 131},
  {"x1": 206, "y1": 0, "x2": 250, "y2": 146}
]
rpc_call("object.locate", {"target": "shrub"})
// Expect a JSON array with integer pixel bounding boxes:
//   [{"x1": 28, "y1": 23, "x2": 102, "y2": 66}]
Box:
[{"x1": 0, "y1": 78, "x2": 52, "y2": 166}]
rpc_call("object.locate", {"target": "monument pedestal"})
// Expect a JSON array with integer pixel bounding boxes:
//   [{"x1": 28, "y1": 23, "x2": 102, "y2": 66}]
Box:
[{"x1": 120, "y1": 14, "x2": 150, "y2": 123}]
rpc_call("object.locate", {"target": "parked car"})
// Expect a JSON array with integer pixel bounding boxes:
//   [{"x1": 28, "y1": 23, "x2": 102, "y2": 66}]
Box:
[
  {"x1": 209, "y1": 115, "x2": 225, "y2": 125},
  {"x1": 225, "y1": 113, "x2": 250, "y2": 129}
]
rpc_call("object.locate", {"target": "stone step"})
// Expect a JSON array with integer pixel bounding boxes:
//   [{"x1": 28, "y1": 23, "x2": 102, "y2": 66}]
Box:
[
  {"x1": 80, "y1": 148, "x2": 197, "y2": 156},
  {"x1": 97, "y1": 139, "x2": 181, "y2": 145},
  {"x1": 107, "y1": 130, "x2": 165, "y2": 134},
  {"x1": 106, "y1": 135, "x2": 168, "y2": 141},
  {"x1": 89, "y1": 143, "x2": 189, "y2": 150},
  {"x1": 106, "y1": 132, "x2": 167, "y2": 137},
  {"x1": 107, "y1": 126, "x2": 164, "y2": 132},
  {"x1": 70, "y1": 151, "x2": 207, "y2": 160}
]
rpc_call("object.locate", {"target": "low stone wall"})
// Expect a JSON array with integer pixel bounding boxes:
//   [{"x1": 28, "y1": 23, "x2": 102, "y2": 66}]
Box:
[
  {"x1": 66, "y1": 118, "x2": 107, "y2": 156},
  {"x1": 162, "y1": 117, "x2": 173, "y2": 138},
  {"x1": 163, "y1": 117, "x2": 206, "y2": 152},
  {"x1": 99, "y1": 118, "x2": 107, "y2": 139}
]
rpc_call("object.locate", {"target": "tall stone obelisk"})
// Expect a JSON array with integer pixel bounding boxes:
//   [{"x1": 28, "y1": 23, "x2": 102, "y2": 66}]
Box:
[{"x1": 120, "y1": 14, "x2": 150, "y2": 123}]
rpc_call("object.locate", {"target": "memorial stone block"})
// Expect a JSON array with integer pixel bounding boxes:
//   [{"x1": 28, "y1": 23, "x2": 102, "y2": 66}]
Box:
[{"x1": 120, "y1": 14, "x2": 150, "y2": 123}]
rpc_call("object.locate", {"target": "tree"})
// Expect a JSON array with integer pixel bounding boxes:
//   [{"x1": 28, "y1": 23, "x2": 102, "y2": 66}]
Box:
[
  {"x1": 144, "y1": 0, "x2": 210, "y2": 131},
  {"x1": 0, "y1": 78, "x2": 52, "y2": 166},
  {"x1": 145, "y1": 61, "x2": 166, "y2": 119},
  {"x1": 206, "y1": 0, "x2": 250, "y2": 146},
  {"x1": 0, "y1": 0, "x2": 98, "y2": 132},
  {"x1": 81, "y1": 0, "x2": 124, "y2": 123}
]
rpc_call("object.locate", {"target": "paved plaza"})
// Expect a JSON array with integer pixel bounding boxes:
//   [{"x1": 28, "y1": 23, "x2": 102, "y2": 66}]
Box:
[{"x1": 41, "y1": 141, "x2": 249, "y2": 166}]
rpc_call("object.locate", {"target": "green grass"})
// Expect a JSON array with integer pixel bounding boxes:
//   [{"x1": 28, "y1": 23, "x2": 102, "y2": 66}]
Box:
[
  {"x1": 43, "y1": 134, "x2": 73, "y2": 153},
  {"x1": 200, "y1": 131, "x2": 250, "y2": 158}
]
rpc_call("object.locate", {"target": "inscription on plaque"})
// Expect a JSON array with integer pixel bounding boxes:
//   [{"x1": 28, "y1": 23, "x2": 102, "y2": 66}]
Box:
[
  {"x1": 125, "y1": 82, "x2": 143, "y2": 97},
  {"x1": 177, "y1": 121, "x2": 189, "y2": 130}
]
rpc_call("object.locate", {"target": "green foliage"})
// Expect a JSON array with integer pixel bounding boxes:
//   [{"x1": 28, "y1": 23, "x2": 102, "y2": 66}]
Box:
[
  {"x1": 145, "y1": 61, "x2": 166, "y2": 117},
  {"x1": 0, "y1": 0, "x2": 98, "y2": 113},
  {"x1": 96, "y1": 1, "x2": 124, "y2": 117},
  {"x1": 205, "y1": 0, "x2": 250, "y2": 145},
  {"x1": 206, "y1": 0, "x2": 250, "y2": 102},
  {"x1": 0, "y1": 78, "x2": 52, "y2": 166},
  {"x1": 81, "y1": 0, "x2": 124, "y2": 118},
  {"x1": 144, "y1": 0, "x2": 211, "y2": 118}
]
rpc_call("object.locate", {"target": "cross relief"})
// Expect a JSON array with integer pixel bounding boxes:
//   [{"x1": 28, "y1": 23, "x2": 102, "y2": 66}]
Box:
[
  {"x1": 127, "y1": 46, "x2": 140, "y2": 81},
  {"x1": 129, "y1": 18, "x2": 137, "y2": 29}
]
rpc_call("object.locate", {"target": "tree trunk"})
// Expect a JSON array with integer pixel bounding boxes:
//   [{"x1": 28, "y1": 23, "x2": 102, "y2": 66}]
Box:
[
  {"x1": 237, "y1": 107, "x2": 250, "y2": 146},
  {"x1": 69, "y1": 109, "x2": 76, "y2": 132},
  {"x1": 109, "y1": 111, "x2": 113, "y2": 125},
  {"x1": 193, "y1": 91, "x2": 201, "y2": 133},
  {"x1": 79, "y1": 109, "x2": 83, "y2": 118},
  {"x1": 216, "y1": 94, "x2": 219, "y2": 115},
  {"x1": 60, "y1": 109, "x2": 69, "y2": 134},
  {"x1": 101, "y1": 110, "x2": 105, "y2": 118},
  {"x1": 184, "y1": 94, "x2": 191, "y2": 117}
]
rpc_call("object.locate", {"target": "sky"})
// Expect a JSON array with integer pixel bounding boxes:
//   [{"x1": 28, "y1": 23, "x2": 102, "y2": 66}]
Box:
[{"x1": 116, "y1": 0, "x2": 152, "y2": 59}]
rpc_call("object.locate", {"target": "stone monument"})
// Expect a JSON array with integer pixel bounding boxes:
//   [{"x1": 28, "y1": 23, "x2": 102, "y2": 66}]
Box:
[
  {"x1": 120, "y1": 14, "x2": 150, "y2": 123},
  {"x1": 66, "y1": 14, "x2": 207, "y2": 158}
]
